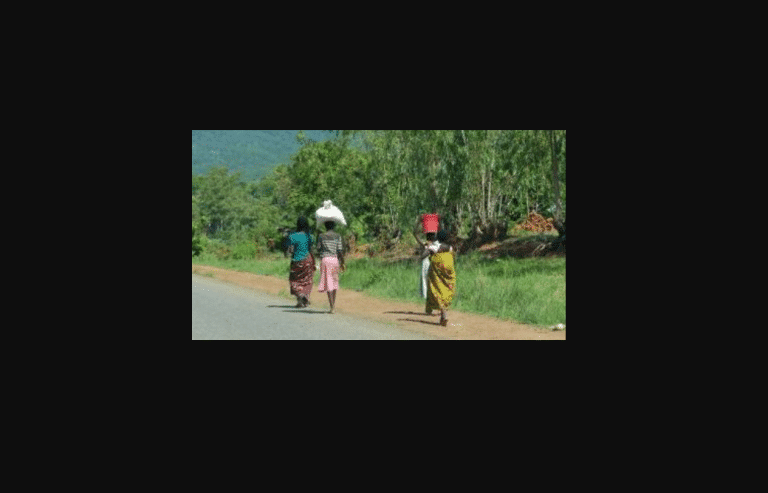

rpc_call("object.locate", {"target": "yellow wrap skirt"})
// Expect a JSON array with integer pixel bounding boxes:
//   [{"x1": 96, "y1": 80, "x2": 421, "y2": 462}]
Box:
[{"x1": 426, "y1": 251, "x2": 456, "y2": 312}]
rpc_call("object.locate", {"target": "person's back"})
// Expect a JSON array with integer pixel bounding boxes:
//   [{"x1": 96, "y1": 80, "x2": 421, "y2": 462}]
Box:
[
  {"x1": 317, "y1": 222, "x2": 344, "y2": 313},
  {"x1": 288, "y1": 216, "x2": 315, "y2": 308},
  {"x1": 317, "y1": 230, "x2": 342, "y2": 258},
  {"x1": 289, "y1": 231, "x2": 312, "y2": 262},
  {"x1": 427, "y1": 230, "x2": 455, "y2": 326}
]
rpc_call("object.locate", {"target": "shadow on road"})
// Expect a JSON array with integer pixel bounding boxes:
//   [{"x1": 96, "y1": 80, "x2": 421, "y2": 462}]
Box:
[
  {"x1": 398, "y1": 318, "x2": 443, "y2": 326},
  {"x1": 384, "y1": 310, "x2": 442, "y2": 325},
  {"x1": 384, "y1": 310, "x2": 427, "y2": 316},
  {"x1": 267, "y1": 304, "x2": 329, "y2": 314},
  {"x1": 384, "y1": 310, "x2": 439, "y2": 318}
]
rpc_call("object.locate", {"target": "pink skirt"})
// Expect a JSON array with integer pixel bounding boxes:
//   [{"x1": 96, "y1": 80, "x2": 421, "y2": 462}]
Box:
[{"x1": 318, "y1": 256, "x2": 340, "y2": 292}]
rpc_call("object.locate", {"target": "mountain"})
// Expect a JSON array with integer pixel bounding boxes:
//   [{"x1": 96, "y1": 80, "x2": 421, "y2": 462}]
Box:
[{"x1": 192, "y1": 130, "x2": 336, "y2": 182}]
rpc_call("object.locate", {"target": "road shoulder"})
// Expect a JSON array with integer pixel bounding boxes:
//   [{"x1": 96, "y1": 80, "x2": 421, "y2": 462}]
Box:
[{"x1": 192, "y1": 263, "x2": 565, "y2": 340}]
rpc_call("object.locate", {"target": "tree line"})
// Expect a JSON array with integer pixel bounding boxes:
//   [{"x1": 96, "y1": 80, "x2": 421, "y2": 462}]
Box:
[{"x1": 192, "y1": 130, "x2": 565, "y2": 256}]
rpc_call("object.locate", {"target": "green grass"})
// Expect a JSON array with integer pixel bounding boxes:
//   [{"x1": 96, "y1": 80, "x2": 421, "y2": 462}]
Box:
[
  {"x1": 193, "y1": 251, "x2": 291, "y2": 277},
  {"x1": 460, "y1": 253, "x2": 565, "y2": 325},
  {"x1": 193, "y1": 251, "x2": 565, "y2": 326}
]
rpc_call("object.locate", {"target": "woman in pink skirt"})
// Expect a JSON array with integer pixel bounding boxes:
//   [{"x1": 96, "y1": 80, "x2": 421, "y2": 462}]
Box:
[{"x1": 316, "y1": 221, "x2": 345, "y2": 313}]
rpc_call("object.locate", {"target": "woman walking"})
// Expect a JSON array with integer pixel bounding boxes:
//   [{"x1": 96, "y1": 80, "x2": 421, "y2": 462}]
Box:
[
  {"x1": 426, "y1": 230, "x2": 456, "y2": 326},
  {"x1": 414, "y1": 231, "x2": 442, "y2": 301},
  {"x1": 412, "y1": 218, "x2": 440, "y2": 300},
  {"x1": 316, "y1": 220, "x2": 345, "y2": 314},
  {"x1": 288, "y1": 216, "x2": 315, "y2": 308},
  {"x1": 413, "y1": 217, "x2": 442, "y2": 301}
]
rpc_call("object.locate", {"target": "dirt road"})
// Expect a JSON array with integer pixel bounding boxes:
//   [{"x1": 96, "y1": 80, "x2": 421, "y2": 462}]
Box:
[{"x1": 192, "y1": 264, "x2": 565, "y2": 340}]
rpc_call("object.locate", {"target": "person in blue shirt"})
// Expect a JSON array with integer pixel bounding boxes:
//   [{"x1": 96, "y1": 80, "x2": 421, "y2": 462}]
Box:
[{"x1": 288, "y1": 216, "x2": 315, "y2": 308}]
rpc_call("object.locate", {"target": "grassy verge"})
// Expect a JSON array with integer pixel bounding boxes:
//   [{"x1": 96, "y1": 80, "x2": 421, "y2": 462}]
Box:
[
  {"x1": 193, "y1": 251, "x2": 565, "y2": 326},
  {"x1": 193, "y1": 251, "x2": 290, "y2": 277}
]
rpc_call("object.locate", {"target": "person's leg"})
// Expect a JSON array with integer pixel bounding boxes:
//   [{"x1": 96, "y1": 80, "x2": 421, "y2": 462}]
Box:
[
  {"x1": 328, "y1": 257, "x2": 339, "y2": 313},
  {"x1": 440, "y1": 308, "x2": 448, "y2": 326},
  {"x1": 421, "y1": 259, "x2": 429, "y2": 300},
  {"x1": 426, "y1": 284, "x2": 436, "y2": 315}
]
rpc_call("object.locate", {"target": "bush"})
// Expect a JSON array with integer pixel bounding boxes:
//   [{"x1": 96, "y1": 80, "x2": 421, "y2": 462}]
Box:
[
  {"x1": 192, "y1": 225, "x2": 203, "y2": 257},
  {"x1": 205, "y1": 238, "x2": 231, "y2": 260},
  {"x1": 231, "y1": 241, "x2": 258, "y2": 260}
]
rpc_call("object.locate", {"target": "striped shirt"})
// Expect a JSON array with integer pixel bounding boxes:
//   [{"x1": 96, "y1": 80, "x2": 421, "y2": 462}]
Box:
[{"x1": 317, "y1": 231, "x2": 343, "y2": 258}]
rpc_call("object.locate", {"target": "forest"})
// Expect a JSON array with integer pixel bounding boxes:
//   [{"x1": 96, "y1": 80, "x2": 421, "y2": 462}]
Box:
[{"x1": 192, "y1": 130, "x2": 566, "y2": 259}]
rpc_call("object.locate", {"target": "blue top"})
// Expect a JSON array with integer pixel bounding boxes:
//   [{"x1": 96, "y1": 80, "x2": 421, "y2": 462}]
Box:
[{"x1": 289, "y1": 231, "x2": 313, "y2": 262}]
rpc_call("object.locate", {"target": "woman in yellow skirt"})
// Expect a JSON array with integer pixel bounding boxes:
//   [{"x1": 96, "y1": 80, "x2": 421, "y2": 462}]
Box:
[{"x1": 426, "y1": 230, "x2": 456, "y2": 327}]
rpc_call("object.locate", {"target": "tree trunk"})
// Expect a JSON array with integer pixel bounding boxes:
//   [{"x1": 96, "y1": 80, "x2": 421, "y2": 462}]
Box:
[{"x1": 548, "y1": 130, "x2": 565, "y2": 235}]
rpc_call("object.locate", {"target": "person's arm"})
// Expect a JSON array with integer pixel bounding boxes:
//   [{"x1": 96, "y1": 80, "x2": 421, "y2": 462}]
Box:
[
  {"x1": 419, "y1": 246, "x2": 430, "y2": 261},
  {"x1": 308, "y1": 232, "x2": 314, "y2": 256},
  {"x1": 412, "y1": 216, "x2": 425, "y2": 249},
  {"x1": 337, "y1": 235, "x2": 346, "y2": 271},
  {"x1": 412, "y1": 231, "x2": 425, "y2": 249}
]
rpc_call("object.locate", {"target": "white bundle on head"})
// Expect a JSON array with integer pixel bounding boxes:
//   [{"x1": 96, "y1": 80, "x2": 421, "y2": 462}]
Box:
[{"x1": 316, "y1": 199, "x2": 347, "y2": 226}]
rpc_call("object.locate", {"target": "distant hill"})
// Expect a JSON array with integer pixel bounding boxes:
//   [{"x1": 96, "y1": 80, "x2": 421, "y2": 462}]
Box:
[{"x1": 192, "y1": 130, "x2": 336, "y2": 182}]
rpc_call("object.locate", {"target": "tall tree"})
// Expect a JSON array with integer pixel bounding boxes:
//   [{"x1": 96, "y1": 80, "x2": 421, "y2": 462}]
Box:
[
  {"x1": 546, "y1": 130, "x2": 566, "y2": 235},
  {"x1": 263, "y1": 130, "x2": 566, "y2": 249},
  {"x1": 196, "y1": 166, "x2": 258, "y2": 241}
]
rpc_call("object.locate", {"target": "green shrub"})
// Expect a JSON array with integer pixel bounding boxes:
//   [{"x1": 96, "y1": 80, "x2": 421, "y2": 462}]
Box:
[
  {"x1": 205, "y1": 238, "x2": 231, "y2": 260},
  {"x1": 192, "y1": 225, "x2": 203, "y2": 257},
  {"x1": 231, "y1": 241, "x2": 257, "y2": 260}
]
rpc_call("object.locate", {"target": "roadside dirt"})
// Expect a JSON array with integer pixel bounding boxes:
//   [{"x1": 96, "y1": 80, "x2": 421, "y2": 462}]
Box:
[{"x1": 192, "y1": 264, "x2": 565, "y2": 340}]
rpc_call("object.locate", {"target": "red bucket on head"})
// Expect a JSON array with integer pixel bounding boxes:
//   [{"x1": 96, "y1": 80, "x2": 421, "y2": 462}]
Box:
[{"x1": 422, "y1": 214, "x2": 439, "y2": 233}]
